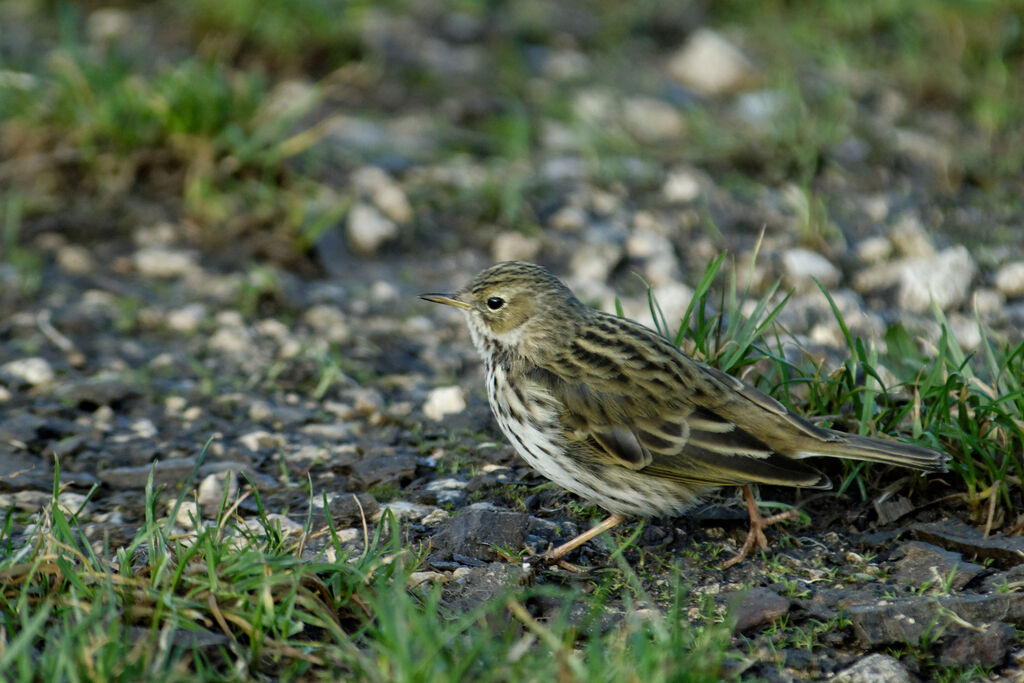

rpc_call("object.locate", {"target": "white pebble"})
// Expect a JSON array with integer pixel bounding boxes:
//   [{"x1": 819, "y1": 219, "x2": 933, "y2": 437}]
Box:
[{"x1": 423, "y1": 386, "x2": 466, "y2": 421}]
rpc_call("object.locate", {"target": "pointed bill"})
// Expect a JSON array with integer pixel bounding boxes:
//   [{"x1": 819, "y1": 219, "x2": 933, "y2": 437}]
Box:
[{"x1": 420, "y1": 293, "x2": 471, "y2": 310}]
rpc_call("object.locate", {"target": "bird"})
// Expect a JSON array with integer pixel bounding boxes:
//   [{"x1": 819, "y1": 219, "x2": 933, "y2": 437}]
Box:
[{"x1": 422, "y1": 261, "x2": 949, "y2": 567}]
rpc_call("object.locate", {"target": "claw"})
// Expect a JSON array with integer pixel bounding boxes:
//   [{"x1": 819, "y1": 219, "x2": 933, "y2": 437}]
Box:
[{"x1": 720, "y1": 485, "x2": 799, "y2": 569}]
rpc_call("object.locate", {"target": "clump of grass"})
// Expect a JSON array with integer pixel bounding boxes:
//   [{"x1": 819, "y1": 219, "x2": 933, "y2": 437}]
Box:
[
  {"x1": 649, "y1": 251, "x2": 1023, "y2": 523},
  {"x1": 0, "y1": 448, "x2": 734, "y2": 681}
]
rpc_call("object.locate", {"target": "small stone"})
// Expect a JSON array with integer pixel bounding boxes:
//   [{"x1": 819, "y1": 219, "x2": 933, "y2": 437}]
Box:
[
  {"x1": 662, "y1": 169, "x2": 701, "y2": 204},
  {"x1": 432, "y1": 506, "x2": 531, "y2": 561},
  {"x1": 834, "y1": 654, "x2": 910, "y2": 683},
  {"x1": 347, "y1": 202, "x2": 398, "y2": 256},
  {"x1": 237, "y1": 430, "x2": 283, "y2": 452},
  {"x1": 303, "y1": 305, "x2": 351, "y2": 343},
  {"x1": 133, "y1": 247, "x2": 197, "y2": 278},
  {"x1": 61, "y1": 375, "x2": 138, "y2": 407},
  {"x1": 890, "y1": 214, "x2": 935, "y2": 258},
  {"x1": 372, "y1": 500, "x2": 436, "y2": 523},
  {"x1": 166, "y1": 304, "x2": 206, "y2": 333},
  {"x1": 408, "y1": 571, "x2": 448, "y2": 589},
  {"x1": 895, "y1": 127, "x2": 953, "y2": 175},
  {"x1": 733, "y1": 90, "x2": 786, "y2": 128},
  {"x1": 941, "y1": 621, "x2": 1014, "y2": 669},
  {"x1": 99, "y1": 457, "x2": 198, "y2": 489},
  {"x1": 424, "y1": 478, "x2": 468, "y2": 506},
  {"x1": 369, "y1": 280, "x2": 398, "y2": 303},
  {"x1": 248, "y1": 401, "x2": 310, "y2": 427},
  {"x1": 973, "y1": 288, "x2": 1005, "y2": 316},
  {"x1": 56, "y1": 244, "x2": 97, "y2": 275},
  {"x1": 423, "y1": 386, "x2": 466, "y2": 421},
  {"x1": 1, "y1": 357, "x2": 55, "y2": 386},
  {"x1": 894, "y1": 541, "x2": 985, "y2": 592},
  {"x1": 207, "y1": 325, "x2": 252, "y2": 354},
  {"x1": 732, "y1": 587, "x2": 790, "y2": 632},
  {"x1": 54, "y1": 492, "x2": 87, "y2": 516},
  {"x1": 172, "y1": 501, "x2": 201, "y2": 529},
  {"x1": 569, "y1": 242, "x2": 621, "y2": 283},
  {"x1": 781, "y1": 248, "x2": 842, "y2": 292},
  {"x1": 443, "y1": 562, "x2": 529, "y2": 612},
  {"x1": 620, "y1": 97, "x2": 685, "y2": 143},
  {"x1": 348, "y1": 451, "x2": 417, "y2": 490},
  {"x1": 198, "y1": 471, "x2": 238, "y2": 510},
  {"x1": 491, "y1": 231, "x2": 542, "y2": 263},
  {"x1": 372, "y1": 184, "x2": 412, "y2": 224},
  {"x1": 856, "y1": 236, "x2": 893, "y2": 264},
  {"x1": 548, "y1": 205, "x2": 587, "y2": 232},
  {"x1": 994, "y1": 261, "x2": 1024, "y2": 298},
  {"x1": 897, "y1": 246, "x2": 976, "y2": 312},
  {"x1": 667, "y1": 28, "x2": 756, "y2": 96},
  {"x1": 87, "y1": 7, "x2": 132, "y2": 44},
  {"x1": 313, "y1": 492, "x2": 380, "y2": 526}
]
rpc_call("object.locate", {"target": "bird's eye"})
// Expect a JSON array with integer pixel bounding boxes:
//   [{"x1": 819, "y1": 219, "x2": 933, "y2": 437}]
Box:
[{"x1": 486, "y1": 296, "x2": 505, "y2": 310}]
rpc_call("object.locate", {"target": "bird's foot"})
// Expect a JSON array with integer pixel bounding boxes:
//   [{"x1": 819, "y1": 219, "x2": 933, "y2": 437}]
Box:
[
  {"x1": 720, "y1": 485, "x2": 800, "y2": 569},
  {"x1": 523, "y1": 513, "x2": 627, "y2": 570}
]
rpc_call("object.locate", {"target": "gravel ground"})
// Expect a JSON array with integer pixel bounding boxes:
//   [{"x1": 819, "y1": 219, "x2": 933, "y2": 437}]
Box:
[
  {"x1": 2, "y1": 4, "x2": 1024, "y2": 680},
  {"x1": 3, "y1": 217, "x2": 1023, "y2": 679}
]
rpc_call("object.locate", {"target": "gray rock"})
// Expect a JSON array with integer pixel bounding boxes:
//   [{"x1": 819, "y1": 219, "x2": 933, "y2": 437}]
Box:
[
  {"x1": 443, "y1": 562, "x2": 530, "y2": 612},
  {"x1": 848, "y1": 592, "x2": 1024, "y2": 647},
  {"x1": 661, "y1": 168, "x2": 701, "y2": 204},
  {"x1": 781, "y1": 248, "x2": 841, "y2": 292},
  {"x1": 422, "y1": 385, "x2": 466, "y2": 421},
  {"x1": 60, "y1": 375, "x2": 139, "y2": 407},
  {"x1": 856, "y1": 236, "x2": 893, "y2": 264},
  {"x1": 890, "y1": 214, "x2": 935, "y2": 258},
  {"x1": 981, "y1": 563, "x2": 1024, "y2": 593},
  {"x1": 994, "y1": 261, "x2": 1024, "y2": 298},
  {"x1": 348, "y1": 451, "x2": 417, "y2": 490},
  {"x1": 303, "y1": 305, "x2": 351, "y2": 343},
  {"x1": 247, "y1": 401, "x2": 311, "y2": 427},
  {"x1": 0, "y1": 414, "x2": 48, "y2": 442},
  {"x1": 833, "y1": 654, "x2": 911, "y2": 683},
  {"x1": 347, "y1": 202, "x2": 398, "y2": 256},
  {"x1": 56, "y1": 244, "x2": 98, "y2": 275},
  {"x1": 133, "y1": 247, "x2": 197, "y2": 278},
  {"x1": 312, "y1": 492, "x2": 380, "y2": 526},
  {"x1": 1, "y1": 357, "x2": 55, "y2": 387},
  {"x1": 432, "y1": 505, "x2": 532, "y2": 561},
  {"x1": 732, "y1": 587, "x2": 790, "y2": 632},
  {"x1": 620, "y1": 96, "x2": 684, "y2": 143},
  {"x1": 894, "y1": 541, "x2": 986, "y2": 592},
  {"x1": 898, "y1": 246, "x2": 976, "y2": 312},
  {"x1": 909, "y1": 520, "x2": 1024, "y2": 569},
  {"x1": 667, "y1": 28, "x2": 756, "y2": 96},
  {"x1": 0, "y1": 453, "x2": 50, "y2": 491},
  {"x1": 734, "y1": 89, "x2": 786, "y2": 128},
  {"x1": 941, "y1": 621, "x2": 1014, "y2": 668},
  {"x1": 491, "y1": 231, "x2": 541, "y2": 263},
  {"x1": 166, "y1": 304, "x2": 206, "y2": 333},
  {"x1": 423, "y1": 477, "x2": 468, "y2": 506},
  {"x1": 98, "y1": 457, "x2": 199, "y2": 489}
]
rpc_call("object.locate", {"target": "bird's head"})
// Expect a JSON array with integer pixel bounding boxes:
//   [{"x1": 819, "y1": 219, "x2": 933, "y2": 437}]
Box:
[{"x1": 421, "y1": 261, "x2": 585, "y2": 359}]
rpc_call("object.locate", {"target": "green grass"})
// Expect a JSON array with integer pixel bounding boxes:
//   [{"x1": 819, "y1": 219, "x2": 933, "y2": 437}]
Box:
[
  {"x1": 1, "y1": 458, "x2": 733, "y2": 682},
  {"x1": 662, "y1": 253, "x2": 1023, "y2": 521},
  {"x1": 3, "y1": 1, "x2": 1023, "y2": 678}
]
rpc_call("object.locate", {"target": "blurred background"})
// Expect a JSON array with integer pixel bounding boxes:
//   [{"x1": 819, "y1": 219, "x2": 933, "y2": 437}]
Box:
[{"x1": 2, "y1": 0, "x2": 1021, "y2": 294}]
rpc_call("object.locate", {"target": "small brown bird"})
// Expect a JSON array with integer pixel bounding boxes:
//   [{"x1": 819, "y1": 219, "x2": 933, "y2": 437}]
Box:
[{"x1": 423, "y1": 261, "x2": 948, "y2": 567}]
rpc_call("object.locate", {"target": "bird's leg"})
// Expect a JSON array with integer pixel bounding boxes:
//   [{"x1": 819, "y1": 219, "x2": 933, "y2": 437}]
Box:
[
  {"x1": 720, "y1": 485, "x2": 799, "y2": 569},
  {"x1": 539, "y1": 513, "x2": 626, "y2": 562}
]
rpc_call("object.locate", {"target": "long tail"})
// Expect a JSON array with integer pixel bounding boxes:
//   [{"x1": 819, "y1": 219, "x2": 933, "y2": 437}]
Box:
[{"x1": 800, "y1": 431, "x2": 949, "y2": 473}]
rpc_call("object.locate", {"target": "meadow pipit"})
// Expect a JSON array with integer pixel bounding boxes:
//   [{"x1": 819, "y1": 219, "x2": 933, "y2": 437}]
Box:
[{"x1": 423, "y1": 261, "x2": 948, "y2": 567}]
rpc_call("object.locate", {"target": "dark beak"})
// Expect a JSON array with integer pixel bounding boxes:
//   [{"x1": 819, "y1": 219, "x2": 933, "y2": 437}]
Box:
[{"x1": 420, "y1": 292, "x2": 471, "y2": 310}]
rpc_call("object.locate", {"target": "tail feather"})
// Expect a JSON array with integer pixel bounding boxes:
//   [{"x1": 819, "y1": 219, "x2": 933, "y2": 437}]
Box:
[{"x1": 798, "y1": 432, "x2": 949, "y2": 473}]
